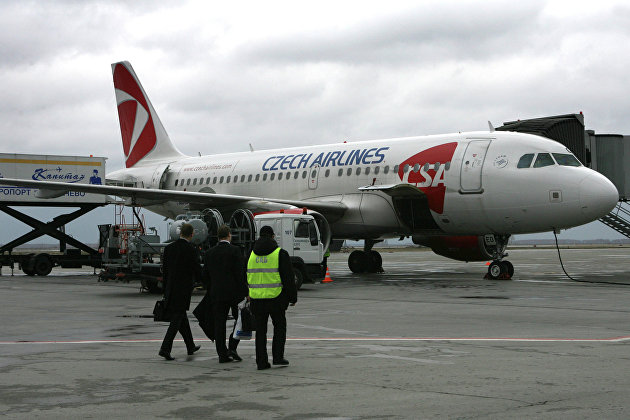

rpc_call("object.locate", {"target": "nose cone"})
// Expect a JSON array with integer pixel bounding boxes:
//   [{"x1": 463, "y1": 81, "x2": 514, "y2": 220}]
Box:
[{"x1": 579, "y1": 172, "x2": 619, "y2": 221}]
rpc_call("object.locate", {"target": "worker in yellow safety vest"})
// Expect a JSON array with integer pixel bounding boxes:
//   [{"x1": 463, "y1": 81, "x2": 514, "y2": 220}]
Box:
[{"x1": 247, "y1": 225, "x2": 297, "y2": 370}]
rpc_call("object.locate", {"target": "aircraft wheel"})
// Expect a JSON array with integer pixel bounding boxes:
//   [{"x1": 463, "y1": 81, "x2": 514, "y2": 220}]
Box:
[
  {"x1": 348, "y1": 250, "x2": 369, "y2": 273},
  {"x1": 502, "y1": 261, "x2": 514, "y2": 278},
  {"x1": 487, "y1": 261, "x2": 503, "y2": 280},
  {"x1": 369, "y1": 250, "x2": 383, "y2": 273}
]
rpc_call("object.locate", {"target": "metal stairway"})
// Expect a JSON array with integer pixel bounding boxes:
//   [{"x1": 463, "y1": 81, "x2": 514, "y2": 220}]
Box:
[{"x1": 600, "y1": 202, "x2": 630, "y2": 238}]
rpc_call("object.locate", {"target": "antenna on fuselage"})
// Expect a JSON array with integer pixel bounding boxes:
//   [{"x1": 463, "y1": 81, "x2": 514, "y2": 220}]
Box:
[{"x1": 488, "y1": 121, "x2": 495, "y2": 132}]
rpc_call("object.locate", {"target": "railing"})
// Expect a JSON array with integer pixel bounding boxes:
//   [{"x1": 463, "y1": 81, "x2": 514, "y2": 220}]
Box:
[{"x1": 600, "y1": 202, "x2": 630, "y2": 238}]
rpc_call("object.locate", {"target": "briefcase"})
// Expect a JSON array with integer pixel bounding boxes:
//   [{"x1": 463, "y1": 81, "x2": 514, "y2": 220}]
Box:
[{"x1": 153, "y1": 299, "x2": 170, "y2": 322}]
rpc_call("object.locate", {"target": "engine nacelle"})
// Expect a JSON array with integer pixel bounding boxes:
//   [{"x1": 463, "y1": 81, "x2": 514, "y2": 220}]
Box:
[
  {"x1": 412, "y1": 235, "x2": 504, "y2": 262},
  {"x1": 169, "y1": 217, "x2": 209, "y2": 245}
]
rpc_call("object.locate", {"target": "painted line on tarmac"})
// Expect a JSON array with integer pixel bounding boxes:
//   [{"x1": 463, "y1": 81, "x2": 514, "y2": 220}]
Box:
[{"x1": 1, "y1": 336, "x2": 630, "y2": 345}]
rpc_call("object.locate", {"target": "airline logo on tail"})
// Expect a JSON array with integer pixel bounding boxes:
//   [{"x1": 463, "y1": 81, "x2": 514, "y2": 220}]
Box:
[
  {"x1": 112, "y1": 63, "x2": 157, "y2": 168},
  {"x1": 398, "y1": 142, "x2": 458, "y2": 214}
]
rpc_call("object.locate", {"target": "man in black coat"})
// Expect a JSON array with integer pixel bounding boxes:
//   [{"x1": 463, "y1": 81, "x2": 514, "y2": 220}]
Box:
[
  {"x1": 247, "y1": 225, "x2": 297, "y2": 370},
  {"x1": 159, "y1": 223, "x2": 202, "y2": 360},
  {"x1": 202, "y1": 224, "x2": 249, "y2": 363}
]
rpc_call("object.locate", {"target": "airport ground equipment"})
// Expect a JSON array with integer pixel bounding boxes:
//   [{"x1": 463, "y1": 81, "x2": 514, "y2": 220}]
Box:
[
  {"x1": 0, "y1": 153, "x2": 108, "y2": 275},
  {"x1": 98, "y1": 207, "x2": 327, "y2": 292}
]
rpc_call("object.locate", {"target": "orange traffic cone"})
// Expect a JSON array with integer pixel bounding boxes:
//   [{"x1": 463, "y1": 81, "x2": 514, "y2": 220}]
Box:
[{"x1": 322, "y1": 268, "x2": 333, "y2": 283}]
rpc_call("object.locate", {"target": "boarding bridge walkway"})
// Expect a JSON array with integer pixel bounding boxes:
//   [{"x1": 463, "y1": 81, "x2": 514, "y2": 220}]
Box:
[{"x1": 600, "y1": 202, "x2": 630, "y2": 238}]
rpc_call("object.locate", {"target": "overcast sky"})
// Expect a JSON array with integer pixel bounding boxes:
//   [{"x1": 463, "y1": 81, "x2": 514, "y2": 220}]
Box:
[{"x1": 1, "y1": 0, "x2": 628, "y2": 245}]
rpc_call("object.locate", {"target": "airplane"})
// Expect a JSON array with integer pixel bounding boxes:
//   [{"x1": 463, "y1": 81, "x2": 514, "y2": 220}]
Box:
[{"x1": 0, "y1": 61, "x2": 619, "y2": 279}]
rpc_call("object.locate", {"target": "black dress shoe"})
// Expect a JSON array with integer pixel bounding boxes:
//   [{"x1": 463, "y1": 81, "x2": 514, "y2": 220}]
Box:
[
  {"x1": 187, "y1": 345, "x2": 201, "y2": 355},
  {"x1": 273, "y1": 358, "x2": 289, "y2": 366},
  {"x1": 257, "y1": 362, "x2": 271, "y2": 370},
  {"x1": 159, "y1": 350, "x2": 175, "y2": 361},
  {"x1": 219, "y1": 355, "x2": 234, "y2": 363},
  {"x1": 227, "y1": 350, "x2": 242, "y2": 361}
]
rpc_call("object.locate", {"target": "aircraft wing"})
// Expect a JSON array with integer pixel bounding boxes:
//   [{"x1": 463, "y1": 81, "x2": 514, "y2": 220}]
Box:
[{"x1": 0, "y1": 177, "x2": 347, "y2": 218}]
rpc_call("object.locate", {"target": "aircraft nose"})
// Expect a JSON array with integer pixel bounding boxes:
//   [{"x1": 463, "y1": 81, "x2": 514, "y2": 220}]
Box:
[{"x1": 579, "y1": 172, "x2": 619, "y2": 220}]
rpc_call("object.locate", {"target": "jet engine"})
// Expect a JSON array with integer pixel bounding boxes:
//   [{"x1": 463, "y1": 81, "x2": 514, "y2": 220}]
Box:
[
  {"x1": 412, "y1": 235, "x2": 505, "y2": 262},
  {"x1": 168, "y1": 217, "x2": 209, "y2": 245}
]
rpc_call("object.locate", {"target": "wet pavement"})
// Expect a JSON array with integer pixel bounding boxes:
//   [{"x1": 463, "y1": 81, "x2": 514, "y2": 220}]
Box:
[{"x1": 1, "y1": 247, "x2": 630, "y2": 419}]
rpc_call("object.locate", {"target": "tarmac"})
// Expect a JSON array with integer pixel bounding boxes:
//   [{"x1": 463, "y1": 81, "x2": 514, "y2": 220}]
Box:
[{"x1": 1, "y1": 247, "x2": 630, "y2": 419}]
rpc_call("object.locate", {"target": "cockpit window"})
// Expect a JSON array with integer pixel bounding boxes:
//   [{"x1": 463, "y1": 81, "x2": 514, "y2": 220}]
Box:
[
  {"x1": 552, "y1": 153, "x2": 581, "y2": 167},
  {"x1": 533, "y1": 153, "x2": 555, "y2": 168},
  {"x1": 517, "y1": 153, "x2": 535, "y2": 168}
]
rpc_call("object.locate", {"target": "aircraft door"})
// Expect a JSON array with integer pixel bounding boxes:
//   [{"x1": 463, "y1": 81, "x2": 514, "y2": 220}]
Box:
[
  {"x1": 308, "y1": 164, "x2": 320, "y2": 190},
  {"x1": 150, "y1": 164, "x2": 170, "y2": 189},
  {"x1": 460, "y1": 140, "x2": 491, "y2": 193}
]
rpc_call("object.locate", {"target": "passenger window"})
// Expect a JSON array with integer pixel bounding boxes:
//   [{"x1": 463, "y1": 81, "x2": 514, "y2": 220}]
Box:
[
  {"x1": 393, "y1": 165, "x2": 399, "y2": 173},
  {"x1": 346, "y1": 168, "x2": 352, "y2": 176},
  {"x1": 175, "y1": 179, "x2": 179, "y2": 186},
  {"x1": 338, "y1": 168, "x2": 343, "y2": 176},
  {"x1": 270, "y1": 173, "x2": 275, "y2": 181},
  {"x1": 186, "y1": 179, "x2": 191, "y2": 186},
  {"x1": 234, "y1": 175, "x2": 238, "y2": 183},
  {"x1": 213, "y1": 177, "x2": 217, "y2": 184},
  {"x1": 403, "y1": 164, "x2": 410, "y2": 173},
  {"x1": 227, "y1": 176, "x2": 231, "y2": 183},
  {"x1": 206, "y1": 177, "x2": 210, "y2": 184},
  {"x1": 374, "y1": 166, "x2": 380, "y2": 175},
  {"x1": 384, "y1": 166, "x2": 389, "y2": 174},
  {"x1": 356, "y1": 167, "x2": 361, "y2": 175},
  {"x1": 241, "y1": 175, "x2": 245, "y2": 182},
  {"x1": 294, "y1": 171, "x2": 299, "y2": 179},
  {"x1": 286, "y1": 172, "x2": 291, "y2": 180},
  {"x1": 553, "y1": 153, "x2": 581, "y2": 167},
  {"x1": 263, "y1": 173, "x2": 268, "y2": 181},
  {"x1": 302, "y1": 171, "x2": 307, "y2": 179},
  {"x1": 517, "y1": 153, "x2": 534, "y2": 168},
  {"x1": 279, "y1": 173, "x2": 283, "y2": 180},
  {"x1": 445, "y1": 161, "x2": 451, "y2": 171},
  {"x1": 413, "y1": 163, "x2": 420, "y2": 172},
  {"x1": 325, "y1": 169, "x2": 330, "y2": 177},
  {"x1": 365, "y1": 167, "x2": 370, "y2": 175},
  {"x1": 248, "y1": 174, "x2": 252, "y2": 182},
  {"x1": 220, "y1": 176, "x2": 224, "y2": 184},
  {"x1": 197, "y1": 178, "x2": 201, "y2": 185},
  {"x1": 255, "y1": 174, "x2": 260, "y2": 182},
  {"x1": 533, "y1": 153, "x2": 555, "y2": 168}
]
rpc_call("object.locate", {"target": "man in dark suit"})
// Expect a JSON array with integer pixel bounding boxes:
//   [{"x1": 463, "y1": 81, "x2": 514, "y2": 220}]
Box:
[
  {"x1": 203, "y1": 224, "x2": 248, "y2": 363},
  {"x1": 159, "y1": 223, "x2": 202, "y2": 360}
]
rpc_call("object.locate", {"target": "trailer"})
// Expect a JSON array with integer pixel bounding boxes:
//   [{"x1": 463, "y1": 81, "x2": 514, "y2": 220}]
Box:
[{"x1": 0, "y1": 153, "x2": 109, "y2": 275}]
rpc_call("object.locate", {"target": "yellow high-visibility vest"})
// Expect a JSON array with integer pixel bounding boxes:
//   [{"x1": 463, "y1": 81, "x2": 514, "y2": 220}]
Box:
[{"x1": 247, "y1": 248, "x2": 282, "y2": 299}]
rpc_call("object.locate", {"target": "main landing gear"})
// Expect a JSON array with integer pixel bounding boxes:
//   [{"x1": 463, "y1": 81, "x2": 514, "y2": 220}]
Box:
[
  {"x1": 485, "y1": 234, "x2": 514, "y2": 280},
  {"x1": 348, "y1": 239, "x2": 384, "y2": 274}
]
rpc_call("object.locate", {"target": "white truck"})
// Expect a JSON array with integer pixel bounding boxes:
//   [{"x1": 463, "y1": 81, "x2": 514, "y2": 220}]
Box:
[{"x1": 253, "y1": 211, "x2": 326, "y2": 289}]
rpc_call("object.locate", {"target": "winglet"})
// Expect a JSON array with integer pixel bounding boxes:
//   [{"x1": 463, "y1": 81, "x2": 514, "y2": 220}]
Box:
[{"x1": 488, "y1": 121, "x2": 495, "y2": 133}]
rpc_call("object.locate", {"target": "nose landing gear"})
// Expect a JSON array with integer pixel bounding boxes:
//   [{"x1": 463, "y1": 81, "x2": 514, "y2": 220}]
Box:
[{"x1": 484, "y1": 234, "x2": 513, "y2": 280}]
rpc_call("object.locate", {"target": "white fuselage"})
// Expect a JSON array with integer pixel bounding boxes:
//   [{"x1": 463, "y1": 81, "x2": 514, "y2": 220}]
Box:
[{"x1": 107, "y1": 131, "x2": 619, "y2": 240}]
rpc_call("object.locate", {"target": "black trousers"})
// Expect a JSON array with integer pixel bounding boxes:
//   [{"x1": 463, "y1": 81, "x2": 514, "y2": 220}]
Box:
[
  {"x1": 212, "y1": 301, "x2": 239, "y2": 358},
  {"x1": 251, "y1": 300, "x2": 287, "y2": 366},
  {"x1": 160, "y1": 311, "x2": 195, "y2": 353}
]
